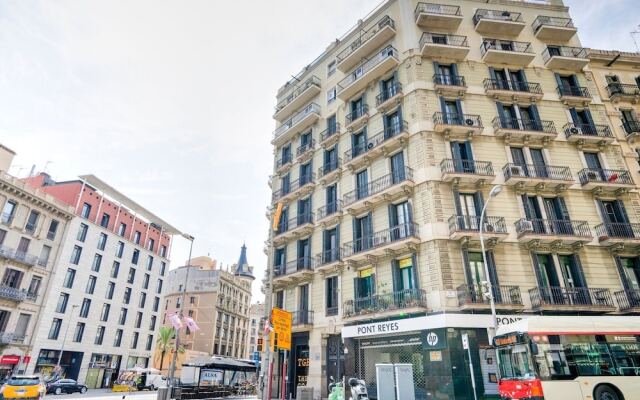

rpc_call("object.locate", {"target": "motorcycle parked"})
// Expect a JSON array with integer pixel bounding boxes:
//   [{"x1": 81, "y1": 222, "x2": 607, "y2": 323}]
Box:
[
  {"x1": 347, "y1": 377, "x2": 369, "y2": 400},
  {"x1": 328, "y1": 376, "x2": 344, "y2": 400}
]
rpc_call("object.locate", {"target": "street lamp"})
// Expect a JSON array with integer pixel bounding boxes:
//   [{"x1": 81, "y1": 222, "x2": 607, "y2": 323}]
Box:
[
  {"x1": 56, "y1": 304, "x2": 79, "y2": 377},
  {"x1": 479, "y1": 184, "x2": 502, "y2": 339}
]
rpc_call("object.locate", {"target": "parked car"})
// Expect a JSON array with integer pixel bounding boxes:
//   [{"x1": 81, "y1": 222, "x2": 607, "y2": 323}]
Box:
[
  {"x1": 0, "y1": 375, "x2": 46, "y2": 399},
  {"x1": 46, "y1": 379, "x2": 87, "y2": 395}
]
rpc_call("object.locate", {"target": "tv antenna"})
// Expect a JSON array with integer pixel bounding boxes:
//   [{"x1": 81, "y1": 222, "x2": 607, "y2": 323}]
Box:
[{"x1": 632, "y1": 25, "x2": 640, "y2": 52}]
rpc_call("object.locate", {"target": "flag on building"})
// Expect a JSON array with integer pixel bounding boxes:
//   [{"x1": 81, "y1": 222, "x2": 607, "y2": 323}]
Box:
[
  {"x1": 168, "y1": 314, "x2": 183, "y2": 329},
  {"x1": 185, "y1": 316, "x2": 200, "y2": 331}
]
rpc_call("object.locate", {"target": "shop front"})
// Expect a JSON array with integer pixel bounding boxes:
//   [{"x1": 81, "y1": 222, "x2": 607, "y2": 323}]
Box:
[
  {"x1": 34, "y1": 349, "x2": 84, "y2": 381},
  {"x1": 85, "y1": 354, "x2": 121, "y2": 389},
  {"x1": 126, "y1": 356, "x2": 149, "y2": 369},
  {"x1": 0, "y1": 349, "x2": 28, "y2": 381}
]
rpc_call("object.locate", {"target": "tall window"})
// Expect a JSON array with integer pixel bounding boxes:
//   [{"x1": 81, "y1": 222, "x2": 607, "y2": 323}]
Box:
[
  {"x1": 139, "y1": 293, "x2": 146, "y2": 308},
  {"x1": 48, "y1": 318, "x2": 62, "y2": 339},
  {"x1": 146, "y1": 256, "x2": 154, "y2": 271},
  {"x1": 77, "y1": 223, "x2": 88, "y2": 242},
  {"x1": 275, "y1": 291, "x2": 284, "y2": 309},
  {"x1": 326, "y1": 276, "x2": 338, "y2": 316},
  {"x1": 146, "y1": 335, "x2": 153, "y2": 351},
  {"x1": 111, "y1": 261, "x2": 120, "y2": 278},
  {"x1": 39, "y1": 245, "x2": 51, "y2": 266},
  {"x1": 81, "y1": 203, "x2": 91, "y2": 219},
  {"x1": 1, "y1": 200, "x2": 17, "y2": 224},
  {"x1": 97, "y1": 233, "x2": 107, "y2": 250},
  {"x1": 27, "y1": 276, "x2": 42, "y2": 297},
  {"x1": 149, "y1": 315, "x2": 157, "y2": 330},
  {"x1": 114, "y1": 329, "x2": 123, "y2": 347},
  {"x1": 131, "y1": 332, "x2": 139, "y2": 349},
  {"x1": 119, "y1": 308, "x2": 128, "y2": 325},
  {"x1": 79, "y1": 298, "x2": 91, "y2": 318},
  {"x1": 47, "y1": 220, "x2": 59, "y2": 240},
  {"x1": 135, "y1": 312, "x2": 143, "y2": 328},
  {"x1": 95, "y1": 326, "x2": 105, "y2": 345},
  {"x1": 128, "y1": 268, "x2": 136, "y2": 284},
  {"x1": 118, "y1": 223, "x2": 126, "y2": 236},
  {"x1": 73, "y1": 322, "x2": 85, "y2": 342},
  {"x1": 124, "y1": 288, "x2": 132, "y2": 304},
  {"x1": 2, "y1": 268, "x2": 23, "y2": 288},
  {"x1": 56, "y1": 293, "x2": 69, "y2": 313},
  {"x1": 134, "y1": 231, "x2": 141, "y2": 244},
  {"x1": 147, "y1": 238, "x2": 155, "y2": 252},
  {"x1": 70, "y1": 246, "x2": 82, "y2": 265},
  {"x1": 106, "y1": 282, "x2": 115, "y2": 300},
  {"x1": 132, "y1": 249, "x2": 140, "y2": 265},
  {"x1": 160, "y1": 245, "x2": 167, "y2": 258},
  {"x1": 116, "y1": 241, "x2": 124, "y2": 258},
  {"x1": 160, "y1": 262, "x2": 166, "y2": 276},
  {"x1": 153, "y1": 297, "x2": 160, "y2": 312},
  {"x1": 92, "y1": 254, "x2": 102, "y2": 272},
  {"x1": 143, "y1": 274, "x2": 150, "y2": 289},
  {"x1": 86, "y1": 276, "x2": 97, "y2": 294},
  {"x1": 156, "y1": 279, "x2": 163, "y2": 294},
  {"x1": 100, "y1": 303, "x2": 110, "y2": 321},
  {"x1": 63, "y1": 269, "x2": 76, "y2": 289},
  {"x1": 100, "y1": 213, "x2": 110, "y2": 228}
]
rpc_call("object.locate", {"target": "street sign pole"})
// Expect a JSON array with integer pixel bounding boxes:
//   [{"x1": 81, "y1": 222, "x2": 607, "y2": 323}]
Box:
[
  {"x1": 462, "y1": 333, "x2": 478, "y2": 400},
  {"x1": 281, "y1": 349, "x2": 287, "y2": 400}
]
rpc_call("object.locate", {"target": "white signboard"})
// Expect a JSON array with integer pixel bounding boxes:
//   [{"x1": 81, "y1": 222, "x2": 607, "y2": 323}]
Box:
[
  {"x1": 199, "y1": 369, "x2": 223, "y2": 386},
  {"x1": 462, "y1": 333, "x2": 469, "y2": 350}
]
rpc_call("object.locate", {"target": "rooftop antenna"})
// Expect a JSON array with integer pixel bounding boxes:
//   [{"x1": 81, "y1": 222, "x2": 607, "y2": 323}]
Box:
[
  {"x1": 28, "y1": 164, "x2": 36, "y2": 177},
  {"x1": 632, "y1": 26, "x2": 640, "y2": 52},
  {"x1": 43, "y1": 161, "x2": 53, "y2": 174}
]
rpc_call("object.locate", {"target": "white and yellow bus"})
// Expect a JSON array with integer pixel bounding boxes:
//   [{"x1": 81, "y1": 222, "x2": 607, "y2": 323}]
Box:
[{"x1": 493, "y1": 316, "x2": 640, "y2": 400}]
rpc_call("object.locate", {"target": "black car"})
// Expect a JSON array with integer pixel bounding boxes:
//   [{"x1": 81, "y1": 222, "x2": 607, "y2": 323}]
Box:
[{"x1": 46, "y1": 379, "x2": 87, "y2": 395}]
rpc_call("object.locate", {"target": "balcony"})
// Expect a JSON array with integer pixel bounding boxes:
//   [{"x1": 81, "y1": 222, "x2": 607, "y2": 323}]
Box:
[
  {"x1": 338, "y1": 46, "x2": 399, "y2": 101},
  {"x1": 577, "y1": 168, "x2": 634, "y2": 193},
  {"x1": 433, "y1": 74, "x2": 467, "y2": 97},
  {"x1": 275, "y1": 155, "x2": 293, "y2": 174},
  {"x1": 432, "y1": 112, "x2": 483, "y2": 138},
  {"x1": 542, "y1": 46, "x2": 589, "y2": 71},
  {"x1": 345, "y1": 105, "x2": 369, "y2": 131},
  {"x1": 420, "y1": 33, "x2": 469, "y2": 61},
  {"x1": 483, "y1": 79, "x2": 543, "y2": 103},
  {"x1": 481, "y1": 40, "x2": 535, "y2": 66},
  {"x1": 557, "y1": 85, "x2": 592, "y2": 106},
  {"x1": 529, "y1": 287, "x2": 615, "y2": 313},
  {"x1": 271, "y1": 173, "x2": 316, "y2": 203},
  {"x1": 316, "y1": 201, "x2": 343, "y2": 226},
  {"x1": 0, "y1": 333, "x2": 26, "y2": 345},
  {"x1": 414, "y1": 3, "x2": 462, "y2": 30},
  {"x1": 457, "y1": 285, "x2": 523, "y2": 311},
  {"x1": 336, "y1": 16, "x2": 396, "y2": 73},
  {"x1": 564, "y1": 123, "x2": 614, "y2": 145},
  {"x1": 274, "y1": 76, "x2": 321, "y2": 122},
  {"x1": 440, "y1": 159, "x2": 495, "y2": 186},
  {"x1": 343, "y1": 121, "x2": 408, "y2": 170},
  {"x1": 343, "y1": 289, "x2": 427, "y2": 320},
  {"x1": 342, "y1": 223, "x2": 420, "y2": 262},
  {"x1": 615, "y1": 290, "x2": 640, "y2": 313},
  {"x1": 502, "y1": 163, "x2": 573, "y2": 190},
  {"x1": 607, "y1": 83, "x2": 640, "y2": 104},
  {"x1": 595, "y1": 223, "x2": 640, "y2": 246},
  {"x1": 515, "y1": 218, "x2": 592, "y2": 245},
  {"x1": 0, "y1": 285, "x2": 26, "y2": 302},
  {"x1": 0, "y1": 244, "x2": 39, "y2": 267},
  {"x1": 273, "y1": 213, "x2": 314, "y2": 244},
  {"x1": 296, "y1": 140, "x2": 316, "y2": 163},
  {"x1": 319, "y1": 123, "x2": 342, "y2": 147},
  {"x1": 493, "y1": 117, "x2": 557, "y2": 142},
  {"x1": 375, "y1": 82, "x2": 403, "y2": 112},
  {"x1": 317, "y1": 158, "x2": 342, "y2": 185},
  {"x1": 291, "y1": 310, "x2": 314, "y2": 332},
  {"x1": 272, "y1": 103, "x2": 321, "y2": 145},
  {"x1": 314, "y1": 248, "x2": 343, "y2": 271},
  {"x1": 448, "y1": 215, "x2": 508, "y2": 243},
  {"x1": 622, "y1": 121, "x2": 640, "y2": 143},
  {"x1": 342, "y1": 168, "x2": 414, "y2": 214},
  {"x1": 532, "y1": 16, "x2": 577, "y2": 41},
  {"x1": 273, "y1": 257, "x2": 313, "y2": 283},
  {"x1": 473, "y1": 9, "x2": 525, "y2": 36}
]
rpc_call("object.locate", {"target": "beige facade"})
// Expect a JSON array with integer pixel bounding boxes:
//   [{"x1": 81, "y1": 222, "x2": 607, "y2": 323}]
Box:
[
  {"x1": 267, "y1": 0, "x2": 640, "y2": 396},
  {"x1": 0, "y1": 147, "x2": 74, "y2": 378},
  {"x1": 247, "y1": 303, "x2": 265, "y2": 357}
]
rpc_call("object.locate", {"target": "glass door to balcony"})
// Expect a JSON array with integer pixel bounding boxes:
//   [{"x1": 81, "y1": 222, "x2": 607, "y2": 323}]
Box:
[
  {"x1": 535, "y1": 254, "x2": 563, "y2": 304},
  {"x1": 282, "y1": 145, "x2": 291, "y2": 164},
  {"x1": 436, "y1": 64, "x2": 455, "y2": 85},
  {"x1": 356, "y1": 170, "x2": 369, "y2": 200},
  {"x1": 530, "y1": 148, "x2": 547, "y2": 178},
  {"x1": 323, "y1": 227, "x2": 339, "y2": 263},
  {"x1": 600, "y1": 200, "x2": 633, "y2": 237},
  {"x1": 443, "y1": 100, "x2": 461, "y2": 124},
  {"x1": 326, "y1": 185, "x2": 337, "y2": 214},
  {"x1": 501, "y1": 105, "x2": 519, "y2": 129},
  {"x1": 300, "y1": 163, "x2": 312, "y2": 185},
  {"x1": 352, "y1": 130, "x2": 367, "y2": 158},
  {"x1": 299, "y1": 284, "x2": 309, "y2": 324},
  {"x1": 297, "y1": 239, "x2": 310, "y2": 271},
  {"x1": 621, "y1": 110, "x2": 637, "y2": 134},
  {"x1": 0, "y1": 310, "x2": 9, "y2": 332},
  {"x1": 1, "y1": 268, "x2": 23, "y2": 289},
  {"x1": 394, "y1": 257, "x2": 415, "y2": 292},
  {"x1": 354, "y1": 269, "x2": 375, "y2": 313},
  {"x1": 458, "y1": 193, "x2": 480, "y2": 231},
  {"x1": 451, "y1": 141, "x2": 474, "y2": 173},
  {"x1": 492, "y1": 68, "x2": 510, "y2": 90},
  {"x1": 584, "y1": 152, "x2": 604, "y2": 181},
  {"x1": 523, "y1": 195, "x2": 545, "y2": 234},
  {"x1": 620, "y1": 257, "x2": 640, "y2": 292},
  {"x1": 558, "y1": 255, "x2": 589, "y2": 305},
  {"x1": 390, "y1": 152, "x2": 406, "y2": 183},
  {"x1": 390, "y1": 201, "x2": 411, "y2": 240},
  {"x1": 380, "y1": 76, "x2": 397, "y2": 101},
  {"x1": 519, "y1": 106, "x2": 540, "y2": 131},
  {"x1": 543, "y1": 197, "x2": 572, "y2": 235},
  {"x1": 354, "y1": 213, "x2": 372, "y2": 252},
  {"x1": 384, "y1": 110, "x2": 401, "y2": 139},
  {"x1": 570, "y1": 108, "x2": 595, "y2": 134},
  {"x1": 324, "y1": 147, "x2": 337, "y2": 174},
  {"x1": 509, "y1": 70, "x2": 526, "y2": 91},
  {"x1": 467, "y1": 252, "x2": 487, "y2": 303},
  {"x1": 297, "y1": 198, "x2": 311, "y2": 225}
]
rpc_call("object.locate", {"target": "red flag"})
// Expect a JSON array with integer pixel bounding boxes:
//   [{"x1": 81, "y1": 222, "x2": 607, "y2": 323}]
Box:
[{"x1": 608, "y1": 173, "x2": 618, "y2": 182}]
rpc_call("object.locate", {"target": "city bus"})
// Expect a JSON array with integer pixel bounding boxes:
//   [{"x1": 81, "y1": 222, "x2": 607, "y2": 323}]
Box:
[{"x1": 493, "y1": 316, "x2": 640, "y2": 400}]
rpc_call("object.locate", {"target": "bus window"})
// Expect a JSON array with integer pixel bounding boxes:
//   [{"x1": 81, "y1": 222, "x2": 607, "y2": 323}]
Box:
[
  {"x1": 498, "y1": 344, "x2": 536, "y2": 379},
  {"x1": 609, "y1": 342, "x2": 640, "y2": 376}
]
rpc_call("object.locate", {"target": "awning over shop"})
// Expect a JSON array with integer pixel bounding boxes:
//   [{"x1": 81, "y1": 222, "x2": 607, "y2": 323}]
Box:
[
  {"x1": 1, "y1": 355, "x2": 21, "y2": 365},
  {"x1": 183, "y1": 356, "x2": 255, "y2": 372}
]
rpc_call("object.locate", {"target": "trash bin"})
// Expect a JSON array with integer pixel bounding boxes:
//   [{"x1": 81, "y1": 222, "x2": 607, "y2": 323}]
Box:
[
  {"x1": 157, "y1": 387, "x2": 169, "y2": 400},
  {"x1": 297, "y1": 386, "x2": 313, "y2": 400}
]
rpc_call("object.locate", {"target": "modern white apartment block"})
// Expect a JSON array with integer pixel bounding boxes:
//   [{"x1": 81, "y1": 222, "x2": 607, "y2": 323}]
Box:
[{"x1": 266, "y1": 0, "x2": 640, "y2": 398}]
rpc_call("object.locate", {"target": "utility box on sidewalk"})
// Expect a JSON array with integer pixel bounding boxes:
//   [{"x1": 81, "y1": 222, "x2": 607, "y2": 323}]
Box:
[
  {"x1": 376, "y1": 364, "x2": 396, "y2": 400},
  {"x1": 297, "y1": 386, "x2": 313, "y2": 400},
  {"x1": 394, "y1": 364, "x2": 415, "y2": 400}
]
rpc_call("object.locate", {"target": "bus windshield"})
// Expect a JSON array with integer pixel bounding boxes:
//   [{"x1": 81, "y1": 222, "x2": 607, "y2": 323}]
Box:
[{"x1": 497, "y1": 344, "x2": 537, "y2": 379}]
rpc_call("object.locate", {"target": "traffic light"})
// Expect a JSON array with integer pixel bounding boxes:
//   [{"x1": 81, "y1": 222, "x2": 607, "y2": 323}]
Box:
[
  {"x1": 257, "y1": 338, "x2": 263, "y2": 352},
  {"x1": 273, "y1": 333, "x2": 278, "y2": 350}
]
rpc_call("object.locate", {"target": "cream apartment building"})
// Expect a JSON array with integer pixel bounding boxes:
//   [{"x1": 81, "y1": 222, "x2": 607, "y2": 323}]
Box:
[{"x1": 266, "y1": 0, "x2": 640, "y2": 398}]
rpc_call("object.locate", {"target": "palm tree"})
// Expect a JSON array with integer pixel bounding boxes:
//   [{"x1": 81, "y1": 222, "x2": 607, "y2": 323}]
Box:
[{"x1": 156, "y1": 327, "x2": 176, "y2": 372}]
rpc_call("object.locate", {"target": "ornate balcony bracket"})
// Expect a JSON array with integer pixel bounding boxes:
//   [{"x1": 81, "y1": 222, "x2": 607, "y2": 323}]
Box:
[
  {"x1": 608, "y1": 242, "x2": 626, "y2": 255},
  {"x1": 571, "y1": 242, "x2": 584, "y2": 251},
  {"x1": 549, "y1": 240, "x2": 563, "y2": 251},
  {"x1": 319, "y1": 264, "x2": 344, "y2": 277},
  {"x1": 365, "y1": 254, "x2": 378, "y2": 266},
  {"x1": 443, "y1": 129, "x2": 475, "y2": 142}
]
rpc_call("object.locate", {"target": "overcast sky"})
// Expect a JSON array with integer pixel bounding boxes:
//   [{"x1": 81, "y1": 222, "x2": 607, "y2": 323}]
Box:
[{"x1": 1, "y1": 0, "x2": 637, "y2": 302}]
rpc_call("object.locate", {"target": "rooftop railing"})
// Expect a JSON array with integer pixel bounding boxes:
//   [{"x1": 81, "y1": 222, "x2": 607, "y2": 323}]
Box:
[
  {"x1": 473, "y1": 9, "x2": 523, "y2": 25},
  {"x1": 338, "y1": 46, "x2": 399, "y2": 92},
  {"x1": 542, "y1": 46, "x2": 588, "y2": 63},
  {"x1": 532, "y1": 16, "x2": 574, "y2": 33},
  {"x1": 414, "y1": 2, "x2": 461, "y2": 20},
  {"x1": 337, "y1": 16, "x2": 395, "y2": 64},
  {"x1": 274, "y1": 76, "x2": 321, "y2": 113},
  {"x1": 481, "y1": 40, "x2": 533, "y2": 57}
]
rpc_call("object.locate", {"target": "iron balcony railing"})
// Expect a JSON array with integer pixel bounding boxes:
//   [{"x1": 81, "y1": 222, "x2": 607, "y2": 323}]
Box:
[
  {"x1": 345, "y1": 104, "x2": 369, "y2": 126},
  {"x1": 529, "y1": 287, "x2": 614, "y2": 308},
  {"x1": 275, "y1": 213, "x2": 314, "y2": 236},
  {"x1": 344, "y1": 288, "x2": 427, "y2": 318},
  {"x1": 338, "y1": 46, "x2": 399, "y2": 92},
  {"x1": 433, "y1": 74, "x2": 466, "y2": 87},
  {"x1": 473, "y1": 9, "x2": 523, "y2": 25},
  {"x1": 493, "y1": 117, "x2": 557, "y2": 134},
  {"x1": 292, "y1": 310, "x2": 314, "y2": 326},
  {"x1": 343, "y1": 167, "x2": 413, "y2": 206},
  {"x1": 274, "y1": 256, "x2": 314, "y2": 277},
  {"x1": 0, "y1": 285, "x2": 26, "y2": 302},
  {"x1": 0, "y1": 332, "x2": 26, "y2": 345},
  {"x1": 337, "y1": 16, "x2": 395, "y2": 64},
  {"x1": 622, "y1": 121, "x2": 640, "y2": 136},
  {"x1": 296, "y1": 140, "x2": 316, "y2": 158},
  {"x1": 318, "y1": 158, "x2": 342, "y2": 178},
  {"x1": 376, "y1": 82, "x2": 402, "y2": 106},
  {"x1": 440, "y1": 159, "x2": 494, "y2": 176},
  {"x1": 420, "y1": 33, "x2": 468, "y2": 48},
  {"x1": 457, "y1": 284, "x2": 522, "y2": 306},
  {"x1": 578, "y1": 168, "x2": 633, "y2": 186},
  {"x1": 564, "y1": 123, "x2": 612, "y2": 140},
  {"x1": 275, "y1": 76, "x2": 321, "y2": 113},
  {"x1": 542, "y1": 46, "x2": 588, "y2": 63},
  {"x1": 595, "y1": 222, "x2": 640, "y2": 240},
  {"x1": 344, "y1": 121, "x2": 407, "y2": 163},
  {"x1": 532, "y1": 16, "x2": 574, "y2": 33},
  {"x1": 414, "y1": 2, "x2": 461, "y2": 20},
  {"x1": 433, "y1": 112, "x2": 483, "y2": 129},
  {"x1": 515, "y1": 218, "x2": 591, "y2": 238},
  {"x1": 342, "y1": 222, "x2": 419, "y2": 258},
  {"x1": 481, "y1": 40, "x2": 533, "y2": 57},
  {"x1": 272, "y1": 173, "x2": 316, "y2": 202},
  {"x1": 615, "y1": 290, "x2": 640, "y2": 311},
  {"x1": 316, "y1": 200, "x2": 342, "y2": 221},
  {"x1": 484, "y1": 78, "x2": 542, "y2": 95},
  {"x1": 607, "y1": 83, "x2": 640, "y2": 98},
  {"x1": 315, "y1": 248, "x2": 342, "y2": 267},
  {"x1": 320, "y1": 123, "x2": 341, "y2": 142},
  {"x1": 272, "y1": 102, "x2": 321, "y2": 141},
  {"x1": 502, "y1": 163, "x2": 572, "y2": 181},
  {"x1": 0, "y1": 244, "x2": 39, "y2": 267},
  {"x1": 326, "y1": 306, "x2": 339, "y2": 317},
  {"x1": 557, "y1": 85, "x2": 590, "y2": 98},
  {"x1": 448, "y1": 215, "x2": 507, "y2": 234}
]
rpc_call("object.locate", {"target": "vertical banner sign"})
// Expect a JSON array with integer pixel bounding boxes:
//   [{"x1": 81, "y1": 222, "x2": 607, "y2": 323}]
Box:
[
  {"x1": 272, "y1": 203, "x2": 284, "y2": 231},
  {"x1": 270, "y1": 307, "x2": 292, "y2": 351}
]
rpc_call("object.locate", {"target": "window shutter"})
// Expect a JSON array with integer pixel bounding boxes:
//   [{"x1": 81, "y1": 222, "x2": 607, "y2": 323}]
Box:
[
  {"x1": 616, "y1": 200, "x2": 630, "y2": 223},
  {"x1": 455, "y1": 99, "x2": 463, "y2": 115},
  {"x1": 530, "y1": 252, "x2": 544, "y2": 288},
  {"x1": 354, "y1": 277, "x2": 360, "y2": 299},
  {"x1": 488, "y1": 67, "x2": 497, "y2": 81},
  {"x1": 486, "y1": 251, "x2": 500, "y2": 287},
  {"x1": 474, "y1": 191, "x2": 485, "y2": 216},
  {"x1": 391, "y1": 259, "x2": 399, "y2": 292},
  {"x1": 570, "y1": 74, "x2": 580, "y2": 88},
  {"x1": 397, "y1": 105, "x2": 404, "y2": 130},
  {"x1": 553, "y1": 73, "x2": 563, "y2": 88},
  {"x1": 614, "y1": 256, "x2": 631, "y2": 291},
  {"x1": 496, "y1": 102, "x2": 506, "y2": 124},
  {"x1": 461, "y1": 248, "x2": 473, "y2": 286},
  {"x1": 529, "y1": 104, "x2": 542, "y2": 128},
  {"x1": 371, "y1": 274, "x2": 376, "y2": 295},
  {"x1": 557, "y1": 197, "x2": 571, "y2": 221},
  {"x1": 584, "y1": 108, "x2": 596, "y2": 127},
  {"x1": 521, "y1": 195, "x2": 533, "y2": 219},
  {"x1": 450, "y1": 141, "x2": 462, "y2": 159},
  {"x1": 518, "y1": 69, "x2": 527, "y2": 83},
  {"x1": 572, "y1": 254, "x2": 588, "y2": 289},
  {"x1": 453, "y1": 190, "x2": 462, "y2": 215},
  {"x1": 439, "y1": 96, "x2": 447, "y2": 113},
  {"x1": 569, "y1": 108, "x2": 579, "y2": 124},
  {"x1": 411, "y1": 253, "x2": 420, "y2": 289},
  {"x1": 450, "y1": 63, "x2": 459, "y2": 77},
  {"x1": 388, "y1": 204, "x2": 398, "y2": 227}
]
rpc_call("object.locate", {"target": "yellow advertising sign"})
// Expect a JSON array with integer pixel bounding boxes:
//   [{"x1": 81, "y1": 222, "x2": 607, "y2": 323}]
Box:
[
  {"x1": 271, "y1": 203, "x2": 284, "y2": 231},
  {"x1": 359, "y1": 267, "x2": 374, "y2": 278},
  {"x1": 398, "y1": 257, "x2": 412, "y2": 269},
  {"x1": 270, "y1": 307, "x2": 292, "y2": 351}
]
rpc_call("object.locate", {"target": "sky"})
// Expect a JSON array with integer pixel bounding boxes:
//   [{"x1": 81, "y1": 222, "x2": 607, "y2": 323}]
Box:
[{"x1": 1, "y1": 0, "x2": 638, "y2": 302}]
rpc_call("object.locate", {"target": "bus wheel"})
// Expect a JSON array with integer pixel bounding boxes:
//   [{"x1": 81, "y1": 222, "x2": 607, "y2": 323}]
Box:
[{"x1": 594, "y1": 385, "x2": 623, "y2": 400}]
